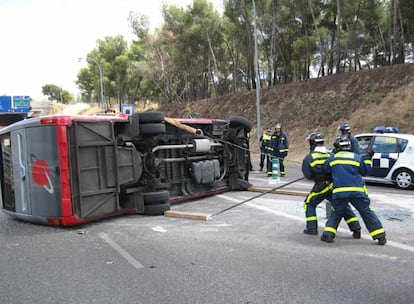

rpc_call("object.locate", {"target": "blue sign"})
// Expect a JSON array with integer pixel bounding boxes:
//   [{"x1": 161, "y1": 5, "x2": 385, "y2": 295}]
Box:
[
  {"x1": 12, "y1": 96, "x2": 31, "y2": 113},
  {"x1": 0, "y1": 96, "x2": 12, "y2": 112}
]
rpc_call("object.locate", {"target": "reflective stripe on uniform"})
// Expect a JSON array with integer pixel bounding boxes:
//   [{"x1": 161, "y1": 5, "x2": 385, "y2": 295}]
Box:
[
  {"x1": 324, "y1": 227, "x2": 337, "y2": 235},
  {"x1": 335, "y1": 151, "x2": 354, "y2": 159},
  {"x1": 310, "y1": 159, "x2": 326, "y2": 167},
  {"x1": 306, "y1": 216, "x2": 317, "y2": 222},
  {"x1": 346, "y1": 217, "x2": 359, "y2": 224},
  {"x1": 305, "y1": 183, "x2": 333, "y2": 203},
  {"x1": 311, "y1": 152, "x2": 329, "y2": 159},
  {"x1": 370, "y1": 228, "x2": 385, "y2": 237},
  {"x1": 329, "y1": 160, "x2": 360, "y2": 167},
  {"x1": 332, "y1": 187, "x2": 366, "y2": 194},
  {"x1": 279, "y1": 149, "x2": 289, "y2": 152},
  {"x1": 364, "y1": 159, "x2": 372, "y2": 165}
]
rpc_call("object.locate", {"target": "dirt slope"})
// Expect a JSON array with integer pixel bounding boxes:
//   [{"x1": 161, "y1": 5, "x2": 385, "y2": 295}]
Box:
[{"x1": 160, "y1": 64, "x2": 414, "y2": 164}]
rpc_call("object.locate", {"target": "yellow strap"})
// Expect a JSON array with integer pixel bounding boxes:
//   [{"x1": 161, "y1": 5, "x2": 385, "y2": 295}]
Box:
[
  {"x1": 333, "y1": 187, "x2": 366, "y2": 194},
  {"x1": 324, "y1": 227, "x2": 337, "y2": 234},
  {"x1": 370, "y1": 228, "x2": 385, "y2": 237},
  {"x1": 335, "y1": 151, "x2": 354, "y2": 159},
  {"x1": 306, "y1": 216, "x2": 317, "y2": 222},
  {"x1": 346, "y1": 217, "x2": 359, "y2": 224},
  {"x1": 311, "y1": 152, "x2": 329, "y2": 159},
  {"x1": 310, "y1": 159, "x2": 327, "y2": 167},
  {"x1": 305, "y1": 184, "x2": 333, "y2": 203},
  {"x1": 330, "y1": 160, "x2": 360, "y2": 167}
]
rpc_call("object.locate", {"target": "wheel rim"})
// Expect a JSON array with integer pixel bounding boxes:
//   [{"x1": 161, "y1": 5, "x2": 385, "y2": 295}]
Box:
[{"x1": 396, "y1": 171, "x2": 412, "y2": 188}]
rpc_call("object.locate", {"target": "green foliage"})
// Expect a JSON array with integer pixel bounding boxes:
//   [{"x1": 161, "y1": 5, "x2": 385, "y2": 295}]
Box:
[
  {"x1": 75, "y1": 0, "x2": 412, "y2": 105},
  {"x1": 42, "y1": 84, "x2": 72, "y2": 103}
]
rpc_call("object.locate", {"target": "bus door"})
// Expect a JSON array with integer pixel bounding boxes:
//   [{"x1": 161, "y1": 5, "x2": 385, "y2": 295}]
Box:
[
  {"x1": 26, "y1": 126, "x2": 62, "y2": 218},
  {"x1": 11, "y1": 129, "x2": 31, "y2": 214}
]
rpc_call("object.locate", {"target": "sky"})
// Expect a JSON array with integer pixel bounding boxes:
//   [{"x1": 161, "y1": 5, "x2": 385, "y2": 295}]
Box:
[{"x1": 0, "y1": 0, "x2": 223, "y2": 101}]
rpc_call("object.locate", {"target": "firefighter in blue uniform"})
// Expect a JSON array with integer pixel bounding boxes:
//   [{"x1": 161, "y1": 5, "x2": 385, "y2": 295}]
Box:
[
  {"x1": 339, "y1": 122, "x2": 360, "y2": 154},
  {"x1": 267, "y1": 123, "x2": 289, "y2": 177},
  {"x1": 321, "y1": 137, "x2": 386, "y2": 245},
  {"x1": 302, "y1": 132, "x2": 361, "y2": 236},
  {"x1": 259, "y1": 127, "x2": 272, "y2": 171}
]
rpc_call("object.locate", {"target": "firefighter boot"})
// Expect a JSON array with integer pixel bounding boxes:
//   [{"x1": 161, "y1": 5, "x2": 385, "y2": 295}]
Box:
[
  {"x1": 352, "y1": 229, "x2": 361, "y2": 239},
  {"x1": 377, "y1": 237, "x2": 387, "y2": 245},
  {"x1": 303, "y1": 228, "x2": 318, "y2": 235},
  {"x1": 320, "y1": 233, "x2": 334, "y2": 243}
]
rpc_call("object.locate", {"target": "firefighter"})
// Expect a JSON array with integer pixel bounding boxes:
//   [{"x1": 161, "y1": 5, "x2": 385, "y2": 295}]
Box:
[
  {"x1": 259, "y1": 127, "x2": 272, "y2": 171},
  {"x1": 267, "y1": 123, "x2": 289, "y2": 177},
  {"x1": 321, "y1": 137, "x2": 386, "y2": 245},
  {"x1": 302, "y1": 132, "x2": 361, "y2": 236},
  {"x1": 339, "y1": 122, "x2": 360, "y2": 154}
]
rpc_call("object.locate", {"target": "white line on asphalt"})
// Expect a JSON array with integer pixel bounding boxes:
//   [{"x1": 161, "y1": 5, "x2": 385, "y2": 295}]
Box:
[
  {"x1": 99, "y1": 233, "x2": 144, "y2": 269},
  {"x1": 248, "y1": 177, "x2": 311, "y2": 187},
  {"x1": 218, "y1": 194, "x2": 414, "y2": 253}
]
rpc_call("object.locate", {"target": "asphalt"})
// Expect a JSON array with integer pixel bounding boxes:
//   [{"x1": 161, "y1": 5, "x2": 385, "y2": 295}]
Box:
[{"x1": 1, "y1": 165, "x2": 414, "y2": 304}]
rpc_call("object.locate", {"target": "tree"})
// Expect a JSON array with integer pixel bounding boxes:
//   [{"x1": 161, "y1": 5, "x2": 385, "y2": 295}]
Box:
[
  {"x1": 41, "y1": 84, "x2": 72, "y2": 103},
  {"x1": 76, "y1": 68, "x2": 95, "y2": 103}
]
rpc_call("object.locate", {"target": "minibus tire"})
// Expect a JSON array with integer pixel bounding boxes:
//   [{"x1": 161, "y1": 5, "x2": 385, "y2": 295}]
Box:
[
  {"x1": 144, "y1": 202, "x2": 171, "y2": 216},
  {"x1": 143, "y1": 190, "x2": 170, "y2": 205},
  {"x1": 139, "y1": 123, "x2": 166, "y2": 136},
  {"x1": 137, "y1": 111, "x2": 165, "y2": 123}
]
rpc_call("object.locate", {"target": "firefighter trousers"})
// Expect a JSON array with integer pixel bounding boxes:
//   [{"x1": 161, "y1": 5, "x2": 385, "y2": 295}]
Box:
[
  {"x1": 304, "y1": 183, "x2": 361, "y2": 231},
  {"x1": 323, "y1": 197, "x2": 385, "y2": 240}
]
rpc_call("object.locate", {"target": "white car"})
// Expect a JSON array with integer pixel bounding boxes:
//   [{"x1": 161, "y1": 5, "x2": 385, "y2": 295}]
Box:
[{"x1": 355, "y1": 132, "x2": 414, "y2": 190}]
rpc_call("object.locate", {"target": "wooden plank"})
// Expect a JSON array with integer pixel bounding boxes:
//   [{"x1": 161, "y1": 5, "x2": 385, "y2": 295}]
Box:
[
  {"x1": 164, "y1": 210, "x2": 212, "y2": 221},
  {"x1": 248, "y1": 187, "x2": 307, "y2": 197}
]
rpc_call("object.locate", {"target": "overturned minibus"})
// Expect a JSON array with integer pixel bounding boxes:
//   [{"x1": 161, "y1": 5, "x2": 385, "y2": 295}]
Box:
[{"x1": 0, "y1": 112, "x2": 252, "y2": 226}]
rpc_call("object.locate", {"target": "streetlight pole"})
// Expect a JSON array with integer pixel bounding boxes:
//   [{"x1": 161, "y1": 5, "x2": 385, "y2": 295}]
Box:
[
  {"x1": 253, "y1": 0, "x2": 261, "y2": 140},
  {"x1": 82, "y1": 57, "x2": 104, "y2": 109}
]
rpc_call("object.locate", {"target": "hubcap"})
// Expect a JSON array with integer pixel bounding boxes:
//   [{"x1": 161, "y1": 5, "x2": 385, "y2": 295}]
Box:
[{"x1": 396, "y1": 172, "x2": 412, "y2": 188}]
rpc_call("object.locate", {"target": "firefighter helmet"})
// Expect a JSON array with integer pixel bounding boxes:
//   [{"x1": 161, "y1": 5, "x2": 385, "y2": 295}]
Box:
[
  {"x1": 275, "y1": 123, "x2": 282, "y2": 130},
  {"x1": 334, "y1": 136, "x2": 352, "y2": 151},
  {"x1": 309, "y1": 132, "x2": 324, "y2": 146},
  {"x1": 339, "y1": 123, "x2": 351, "y2": 133}
]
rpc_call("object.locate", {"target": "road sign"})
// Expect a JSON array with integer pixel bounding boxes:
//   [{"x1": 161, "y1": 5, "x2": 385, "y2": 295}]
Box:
[
  {"x1": 0, "y1": 96, "x2": 12, "y2": 112},
  {"x1": 120, "y1": 104, "x2": 135, "y2": 115},
  {"x1": 12, "y1": 96, "x2": 31, "y2": 113}
]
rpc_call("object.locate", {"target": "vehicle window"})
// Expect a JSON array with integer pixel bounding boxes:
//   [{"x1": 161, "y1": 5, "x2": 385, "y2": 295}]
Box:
[
  {"x1": 356, "y1": 136, "x2": 373, "y2": 154},
  {"x1": 399, "y1": 139, "x2": 408, "y2": 152},
  {"x1": 372, "y1": 136, "x2": 398, "y2": 153}
]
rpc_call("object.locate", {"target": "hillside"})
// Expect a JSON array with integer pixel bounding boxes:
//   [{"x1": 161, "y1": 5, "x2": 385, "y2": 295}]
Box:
[{"x1": 160, "y1": 64, "x2": 414, "y2": 164}]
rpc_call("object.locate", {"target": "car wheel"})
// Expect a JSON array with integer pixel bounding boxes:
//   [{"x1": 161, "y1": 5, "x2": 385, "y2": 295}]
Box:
[
  {"x1": 393, "y1": 168, "x2": 414, "y2": 190},
  {"x1": 139, "y1": 123, "x2": 166, "y2": 136},
  {"x1": 137, "y1": 111, "x2": 165, "y2": 123},
  {"x1": 229, "y1": 116, "x2": 252, "y2": 133},
  {"x1": 144, "y1": 202, "x2": 171, "y2": 216},
  {"x1": 143, "y1": 190, "x2": 170, "y2": 205}
]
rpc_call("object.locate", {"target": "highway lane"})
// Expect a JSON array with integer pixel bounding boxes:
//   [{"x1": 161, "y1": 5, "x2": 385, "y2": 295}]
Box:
[{"x1": 1, "y1": 165, "x2": 413, "y2": 304}]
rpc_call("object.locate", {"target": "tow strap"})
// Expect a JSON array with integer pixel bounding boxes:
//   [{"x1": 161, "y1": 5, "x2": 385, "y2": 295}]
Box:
[{"x1": 211, "y1": 176, "x2": 306, "y2": 217}]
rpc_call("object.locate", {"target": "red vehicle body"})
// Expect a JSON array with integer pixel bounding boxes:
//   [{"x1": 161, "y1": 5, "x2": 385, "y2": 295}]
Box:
[{"x1": 0, "y1": 112, "x2": 252, "y2": 226}]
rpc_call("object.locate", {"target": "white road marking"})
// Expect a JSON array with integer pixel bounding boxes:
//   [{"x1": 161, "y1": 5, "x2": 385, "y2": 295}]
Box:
[
  {"x1": 99, "y1": 233, "x2": 144, "y2": 269},
  {"x1": 152, "y1": 226, "x2": 167, "y2": 233},
  {"x1": 218, "y1": 194, "x2": 414, "y2": 253},
  {"x1": 248, "y1": 177, "x2": 311, "y2": 187}
]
